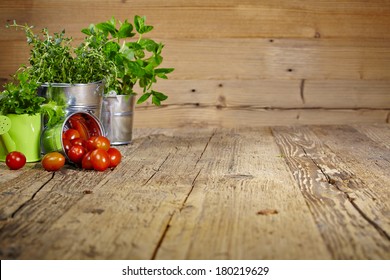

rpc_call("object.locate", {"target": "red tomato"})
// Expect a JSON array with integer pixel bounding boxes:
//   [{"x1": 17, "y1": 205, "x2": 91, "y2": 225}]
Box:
[
  {"x1": 81, "y1": 151, "x2": 94, "y2": 170},
  {"x1": 71, "y1": 138, "x2": 85, "y2": 147},
  {"x1": 67, "y1": 144, "x2": 86, "y2": 164},
  {"x1": 93, "y1": 136, "x2": 110, "y2": 151},
  {"x1": 6, "y1": 151, "x2": 26, "y2": 170},
  {"x1": 107, "y1": 148, "x2": 122, "y2": 168},
  {"x1": 64, "y1": 128, "x2": 80, "y2": 140},
  {"x1": 90, "y1": 148, "x2": 110, "y2": 171},
  {"x1": 85, "y1": 136, "x2": 97, "y2": 151},
  {"x1": 62, "y1": 138, "x2": 72, "y2": 154},
  {"x1": 68, "y1": 115, "x2": 90, "y2": 140},
  {"x1": 41, "y1": 152, "x2": 65, "y2": 171}
]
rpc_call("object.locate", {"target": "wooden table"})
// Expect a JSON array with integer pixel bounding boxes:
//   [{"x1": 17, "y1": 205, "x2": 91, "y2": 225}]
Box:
[{"x1": 0, "y1": 125, "x2": 389, "y2": 260}]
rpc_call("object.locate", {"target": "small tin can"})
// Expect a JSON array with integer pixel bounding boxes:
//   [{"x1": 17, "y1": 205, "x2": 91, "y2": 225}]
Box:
[
  {"x1": 100, "y1": 94, "x2": 135, "y2": 145},
  {"x1": 41, "y1": 111, "x2": 105, "y2": 162}
]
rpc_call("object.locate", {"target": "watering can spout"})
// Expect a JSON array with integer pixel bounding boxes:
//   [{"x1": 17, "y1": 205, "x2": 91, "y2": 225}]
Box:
[{"x1": 0, "y1": 115, "x2": 16, "y2": 153}]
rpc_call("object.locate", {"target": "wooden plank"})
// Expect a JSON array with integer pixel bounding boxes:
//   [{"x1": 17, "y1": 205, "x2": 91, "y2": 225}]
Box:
[
  {"x1": 304, "y1": 80, "x2": 390, "y2": 109},
  {"x1": 0, "y1": 128, "x2": 215, "y2": 259},
  {"x1": 154, "y1": 128, "x2": 330, "y2": 259},
  {"x1": 272, "y1": 126, "x2": 390, "y2": 259},
  {"x1": 352, "y1": 124, "x2": 390, "y2": 149},
  {"x1": 134, "y1": 106, "x2": 389, "y2": 128},
  {"x1": 1, "y1": 0, "x2": 390, "y2": 40},
  {"x1": 309, "y1": 126, "x2": 390, "y2": 207},
  {"x1": 162, "y1": 38, "x2": 390, "y2": 80},
  {"x1": 141, "y1": 79, "x2": 390, "y2": 109},
  {"x1": 140, "y1": 79, "x2": 302, "y2": 108},
  {"x1": 0, "y1": 131, "x2": 154, "y2": 259},
  {"x1": 0, "y1": 164, "x2": 53, "y2": 221},
  {"x1": 3, "y1": 38, "x2": 390, "y2": 81}
]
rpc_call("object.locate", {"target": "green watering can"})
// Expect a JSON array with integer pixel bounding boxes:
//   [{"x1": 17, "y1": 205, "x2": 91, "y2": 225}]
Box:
[{"x1": 0, "y1": 114, "x2": 42, "y2": 162}]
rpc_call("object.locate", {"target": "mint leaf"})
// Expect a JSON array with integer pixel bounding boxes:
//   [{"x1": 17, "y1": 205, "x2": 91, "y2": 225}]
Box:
[
  {"x1": 134, "y1": 15, "x2": 153, "y2": 34},
  {"x1": 117, "y1": 20, "x2": 135, "y2": 39},
  {"x1": 137, "y1": 92, "x2": 151, "y2": 104},
  {"x1": 151, "y1": 95, "x2": 161, "y2": 106},
  {"x1": 96, "y1": 22, "x2": 117, "y2": 36},
  {"x1": 152, "y1": 91, "x2": 168, "y2": 101}
]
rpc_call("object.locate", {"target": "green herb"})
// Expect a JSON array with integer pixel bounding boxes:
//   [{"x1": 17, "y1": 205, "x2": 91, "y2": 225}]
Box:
[
  {"x1": 0, "y1": 71, "x2": 65, "y2": 126},
  {"x1": 40, "y1": 101, "x2": 65, "y2": 127},
  {"x1": 0, "y1": 71, "x2": 44, "y2": 115},
  {"x1": 81, "y1": 16, "x2": 174, "y2": 105},
  {"x1": 7, "y1": 21, "x2": 114, "y2": 85}
]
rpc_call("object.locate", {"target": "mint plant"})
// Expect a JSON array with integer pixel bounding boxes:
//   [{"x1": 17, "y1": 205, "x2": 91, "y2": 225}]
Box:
[{"x1": 81, "y1": 16, "x2": 174, "y2": 105}]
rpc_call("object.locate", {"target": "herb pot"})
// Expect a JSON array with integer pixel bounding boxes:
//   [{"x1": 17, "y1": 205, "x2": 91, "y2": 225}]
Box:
[
  {"x1": 37, "y1": 81, "x2": 104, "y2": 118},
  {"x1": 99, "y1": 94, "x2": 135, "y2": 145},
  {"x1": 0, "y1": 113, "x2": 42, "y2": 162},
  {"x1": 41, "y1": 112, "x2": 104, "y2": 162}
]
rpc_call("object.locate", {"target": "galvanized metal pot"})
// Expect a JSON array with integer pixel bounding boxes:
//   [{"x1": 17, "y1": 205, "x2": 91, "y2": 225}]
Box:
[
  {"x1": 37, "y1": 81, "x2": 104, "y2": 118},
  {"x1": 99, "y1": 94, "x2": 135, "y2": 145}
]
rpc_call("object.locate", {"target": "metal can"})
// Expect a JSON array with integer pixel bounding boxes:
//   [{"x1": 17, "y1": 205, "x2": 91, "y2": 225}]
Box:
[
  {"x1": 100, "y1": 94, "x2": 135, "y2": 145},
  {"x1": 41, "y1": 111, "x2": 105, "y2": 162},
  {"x1": 38, "y1": 81, "x2": 104, "y2": 118}
]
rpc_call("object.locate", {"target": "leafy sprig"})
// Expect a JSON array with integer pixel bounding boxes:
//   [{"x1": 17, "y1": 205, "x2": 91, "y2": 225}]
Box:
[
  {"x1": 7, "y1": 21, "x2": 114, "y2": 85},
  {"x1": 0, "y1": 71, "x2": 44, "y2": 115},
  {"x1": 0, "y1": 71, "x2": 65, "y2": 126},
  {"x1": 81, "y1": 16, "x2": 174, "y2": 105}
]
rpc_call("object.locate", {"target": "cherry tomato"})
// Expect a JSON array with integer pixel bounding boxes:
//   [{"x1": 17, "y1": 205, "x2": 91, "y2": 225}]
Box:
[
  {"x1": 67, "y1": 144, "x2": 86, "y2": 164},
  {"x1": 42, "y1": 152, "x2": 65, "y2": 171},
  {"x1": 6, "y1": 151, "x2": 26, "y2": 170},
  {"x1": 107, "y1": 147, "x2": 122, "y2": 168},
  {"x1": 85, "y1": 136, "x2": 97, "y2": 151},
  {"x1": 93, "y1": 136, "x2": 110, "y2": 151},
  {"x1": 81, "y1": 151, "x2": 94, "y2": 170},
  {"x1": 90, "y1": 148, "x2": 110, "y2": 171},
  {"x1": 70, "y1": 138, "x2": 85, "y2": 147},
  {"x1": 62, "y1": 138, "x2": 72, "y2": 154},
  {"x1": 68, "y1": 115, "x2": 90, "y2": 140},
  {"x1": 64, "y1": 128, "x2": 80, "y2": 140}
]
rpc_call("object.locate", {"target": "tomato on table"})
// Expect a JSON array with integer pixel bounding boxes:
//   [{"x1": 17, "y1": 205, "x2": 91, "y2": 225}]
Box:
[
  {"x1": 93, "y1": 136, "x2": 111, "y2": 151},
  {"x1": 107, "y1": 147, "x2": 122, "y2": 168},
  {"x1": 81, "y1": 151, "x2": 94, "y2": 170},
  {"x1": 41, "y1": 152, "x2": 65, "y2": 171},
  {"x1": 6, "y1": 151, "x2": 26, "y2": 170},
  {"x1": 90, "y1": 148, "x2": 110, "y2": 171},
  {"x1": 67, "y1": 144, "x2": 86, "y2": 164},
  {"x1": 85, "y1": 136, "x2": 97, "y2": 151}
]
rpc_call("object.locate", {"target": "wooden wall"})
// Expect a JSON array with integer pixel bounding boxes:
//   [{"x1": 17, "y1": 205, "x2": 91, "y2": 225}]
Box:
[{"x1": 1, "y1": 0, "x2": 390, "y2": 127}]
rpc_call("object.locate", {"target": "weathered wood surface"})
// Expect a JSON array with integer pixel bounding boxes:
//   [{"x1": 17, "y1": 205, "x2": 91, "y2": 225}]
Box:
[
  {"x1": 0, "y1": 125, "x2": 389, "y2": 260},
  {"x1": 1, "y1": 0, "x2": 390, "y2": 126}
]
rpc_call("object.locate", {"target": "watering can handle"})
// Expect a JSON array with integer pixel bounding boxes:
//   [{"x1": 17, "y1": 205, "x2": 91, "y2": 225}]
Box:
[
  {"x1": 1, "y1": 132, "x2": 16, "y2": 153},
  {"x1": 0, "y1": 115, "x2": 16, "y2": 153}
]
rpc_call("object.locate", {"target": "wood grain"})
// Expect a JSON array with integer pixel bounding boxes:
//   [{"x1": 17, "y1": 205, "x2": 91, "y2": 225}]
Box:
[
  {"x1": 272, "y1": 126, "x2": 390, "y2": 259},
  {"x1": 0, "y1": 126, "x2": 389, "y2": 259},
  {"x1": 1, "y1": 0, "x2": 390, "y2": 40},
  {"x1": 1, "y1": 0, "x2": 389, "y2": 126},
  {"x1": 3, "y1": 38, "x2": 390, "y2": 81},
  {"x1": 134, "y1": 106, "x2": 389, "y2": 128},
  {"x1": 154, "y1": 128, "x2": 330, "y2": 259}
]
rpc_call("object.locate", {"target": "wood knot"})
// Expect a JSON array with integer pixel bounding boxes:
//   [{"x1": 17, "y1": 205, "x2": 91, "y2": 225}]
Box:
[
  {"x1": 257, "y1": 209, "x2": 278, "y2": 216},
  {"x1": 217, "y1": 95, "x2": 227, "y2": 109}
]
